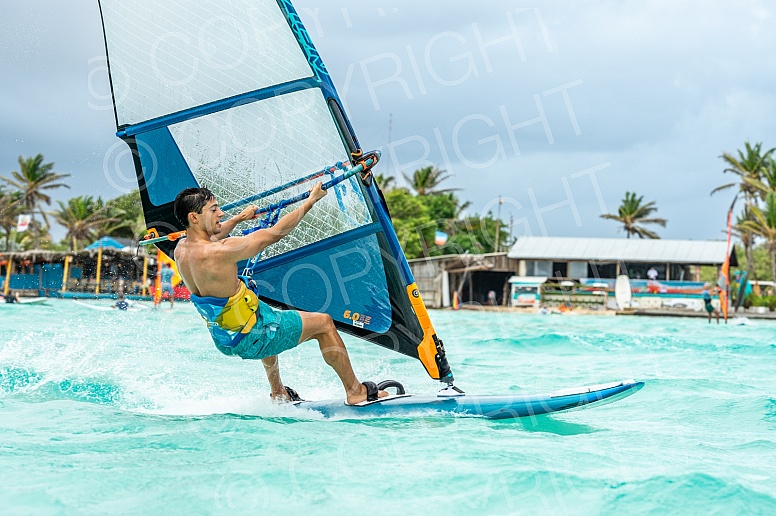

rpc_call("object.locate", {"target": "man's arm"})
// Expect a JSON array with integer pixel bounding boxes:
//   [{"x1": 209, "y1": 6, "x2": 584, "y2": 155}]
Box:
[
  {"x1": 212, "y1": 205, "x2": 257, "y2": 241},
  {"x1": 218, "y1": 183, "x2": 327, "y2": 262}
]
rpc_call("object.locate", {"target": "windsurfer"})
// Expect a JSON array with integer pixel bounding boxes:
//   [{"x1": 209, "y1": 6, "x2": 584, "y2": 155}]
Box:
[
  {"x1": 173, "y1": 186, "x2": 388, "y2": 405},
  {"x1": 701, "y1": 283, "x2": 721, "y2": 324}
]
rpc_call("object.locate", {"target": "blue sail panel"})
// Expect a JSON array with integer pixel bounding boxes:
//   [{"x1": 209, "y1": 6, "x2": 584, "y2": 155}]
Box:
[
  {"x1": 256, "y1": 234, "x2": 392, "y2": 334},
  {"x1": 134, "y1": 128, "x2": 198, "y2": 206}
]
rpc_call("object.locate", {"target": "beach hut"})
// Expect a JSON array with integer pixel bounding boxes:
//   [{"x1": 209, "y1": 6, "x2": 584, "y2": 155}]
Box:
[{"x1": 507, "y1": 236, "x2": 738, "y2": 310}]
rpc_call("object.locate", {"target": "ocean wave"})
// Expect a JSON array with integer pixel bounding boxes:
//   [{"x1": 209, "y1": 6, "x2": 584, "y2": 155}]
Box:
[
  {"x1": 601, "y1": 473, "x2": 776, "y2": 513},
  {"x1": 0, "y1": 365, "x2": 125, "y2": 406}
]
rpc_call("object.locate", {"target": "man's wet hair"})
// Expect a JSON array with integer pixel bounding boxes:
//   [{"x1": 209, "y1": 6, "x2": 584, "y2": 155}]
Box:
[{"x1": 174, "y1": 188, "x2": 215, "y2": 227}]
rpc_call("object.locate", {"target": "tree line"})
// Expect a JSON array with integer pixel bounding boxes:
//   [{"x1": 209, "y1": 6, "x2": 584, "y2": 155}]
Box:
[
  {"x1": 376, "y1": 166, "x2": 507, "y2": 259},
  {"x1": 712, "y1": 142, "x2": 776, "y2": 283},
  {"x1": 2, "y1": 148, "x2": 773, "y2": 282},
  {"x1": 0, "y1": 154, "x2": 143, "y2": 252},
  {"x1": 0, "y1": 155, "x2": 502, "y2": 257}
]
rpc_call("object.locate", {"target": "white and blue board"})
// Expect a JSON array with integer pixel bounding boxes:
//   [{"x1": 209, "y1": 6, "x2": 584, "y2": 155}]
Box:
[{"x1": 297, "y1": 379, "x2": 643, "y2": 420}]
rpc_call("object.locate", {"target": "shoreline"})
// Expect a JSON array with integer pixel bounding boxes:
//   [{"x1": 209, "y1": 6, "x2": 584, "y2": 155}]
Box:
[{"x1": 455, "y1": 304, "x2": 776, "y2": 320}]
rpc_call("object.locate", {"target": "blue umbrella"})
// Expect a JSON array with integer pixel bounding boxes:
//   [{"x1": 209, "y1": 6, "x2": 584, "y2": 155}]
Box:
[{"x1": 85, "y1": 236, "x2": 125, "y2": 250}]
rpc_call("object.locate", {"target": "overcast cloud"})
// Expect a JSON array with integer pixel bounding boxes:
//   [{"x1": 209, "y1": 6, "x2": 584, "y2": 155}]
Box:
[{"x1": 2, "y1": 1, "x2": 775, "y2": 241}]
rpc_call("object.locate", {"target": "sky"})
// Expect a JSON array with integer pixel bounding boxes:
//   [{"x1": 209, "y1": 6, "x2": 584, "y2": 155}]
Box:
[{"x1": 2, "y1": 1, "x2": 775, "y2": 242}]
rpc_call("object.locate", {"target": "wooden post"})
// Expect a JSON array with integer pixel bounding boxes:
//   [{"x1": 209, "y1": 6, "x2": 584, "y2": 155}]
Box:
[
  {"x1": 665, "y1": 262, "x2": 671, "y2": 281},
  {"x1": 154, "y1": 249, "x2": 162, "y2": 305},
  {"x1": 94, "y1": 246, "x2": 103, "y2": 295},
  {"x1": 3, "y1": 257, "x2": 12, "y2": 295},
  {"x1": 141, "y1": 255, "x2": 148, "y2": 296},
  {"x1": 61, "y1": 255, "x2": 71, "y2": 293}
]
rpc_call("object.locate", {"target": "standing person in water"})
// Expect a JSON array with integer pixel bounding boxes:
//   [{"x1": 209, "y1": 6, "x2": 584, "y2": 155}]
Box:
[
  {"x1": 158, "y1": 262, "x2": 175, "y2": 308},
  {"x1": 172, "y1": 186, "x2": 388, "y2": 405},
  {"x1": 701, "y1": 283, "x2": 721, "y2": 324}
]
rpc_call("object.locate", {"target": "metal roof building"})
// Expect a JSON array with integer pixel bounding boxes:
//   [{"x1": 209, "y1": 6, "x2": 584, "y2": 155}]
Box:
[{"x1": 508, "y1": 237, "x2": 736, "y2": 265}]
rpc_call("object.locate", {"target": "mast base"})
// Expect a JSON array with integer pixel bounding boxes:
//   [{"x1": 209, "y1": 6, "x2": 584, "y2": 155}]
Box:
[{"x1": 437, "y1": 384, "x2": 465, "y2": 397}]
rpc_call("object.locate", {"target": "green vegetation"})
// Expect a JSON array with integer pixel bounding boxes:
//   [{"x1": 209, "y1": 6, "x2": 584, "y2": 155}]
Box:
[
  {"x1": 402, "y1": 166, "x2": 458, "y2": 196},
  {"x1": 712, "y1": 142, "x2": 776, "y2": 280},
  {"x1": 0, "y1": 154, "x2": 505, "y2": 259},
  {"x1": 382, "y1": 184, "x2": 505, "y2": 259},
  {"x1": 6, "y1": 141, "x2": 774, "y2": 274},
  {"x1": 382, "y1": 166, "x2": 506, "y2": 258},
  {"x1": 0, "y1": 154, "x2": 70, "y2": 248},
  {"x1": 0, "y1": 154, "x2": 142, "y2": 252},
  {"x1": 52, "y1": 196, "x2": 119, "y2": 252},
  {"x1": 104, "y1": 190, "x2": 144, "y2": 239},
  {"x1": 0, "y1": 187, "x2": 25, "y2": 251},
  {"x1": 735, "y1": 243, "x2": 774, "y2": 282},
  {"x1": 738, "y1": 193, "x2": 776, "y2": 282},
  {"x1": 383, "y1": 188, "x2": 433, "y2": 258},
  {"x1": 600, "y1": 191, "x2": 667, "y2": 239}
]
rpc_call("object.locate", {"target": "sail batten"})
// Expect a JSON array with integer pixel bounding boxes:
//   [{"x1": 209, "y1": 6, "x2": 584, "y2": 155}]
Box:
[{"x1": 118, "y1": 77, "x2": 320, "y2": 137}]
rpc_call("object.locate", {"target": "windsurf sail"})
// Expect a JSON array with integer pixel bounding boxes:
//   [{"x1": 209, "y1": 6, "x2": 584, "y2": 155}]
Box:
[
  {"x1": 719, "y1": 195, "x2": 738, "y2": 322},
  {"x1": 98, "y1": 0, "x2": 454, "y2": 383}
]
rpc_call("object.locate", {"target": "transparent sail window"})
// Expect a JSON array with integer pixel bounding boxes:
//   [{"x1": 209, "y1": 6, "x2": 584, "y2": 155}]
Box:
[
  {"x1": 168, "y1": 88, "x2": 372, "y2": 260},
  {"x1": 100, "y1": 0, "x2": 312, "y2": 126}
]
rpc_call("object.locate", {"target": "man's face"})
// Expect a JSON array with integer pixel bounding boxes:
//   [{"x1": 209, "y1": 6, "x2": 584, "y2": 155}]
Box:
[{"x1": 192, "y1": 198, "x2": 224, "y2": 236}]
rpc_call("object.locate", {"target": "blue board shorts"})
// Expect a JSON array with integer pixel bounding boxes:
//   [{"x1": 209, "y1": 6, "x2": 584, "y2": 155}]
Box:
[
  {"x1": 162, "y1": 283, "x2": 174, "y2": 296},
  {"x1": 214, "y1": 302, "x2": 303, "y2": 360}
]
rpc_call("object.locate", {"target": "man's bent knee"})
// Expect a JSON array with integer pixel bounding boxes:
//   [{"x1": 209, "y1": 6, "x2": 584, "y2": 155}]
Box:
[{"x1": 320, "y1": 313, "x2": 336, "y2": 333}]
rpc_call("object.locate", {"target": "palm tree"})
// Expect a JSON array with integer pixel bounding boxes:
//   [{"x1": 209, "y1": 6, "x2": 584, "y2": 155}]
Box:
[
  {"x1": 712, "y1": 142, "x2": 775, "y2": 198},
  {"x1": 403, "y1": 166, "x2": 459, "y2": 196},
  {"x1": 601, "y1": 192, "x2": 667, "y2": 239},
  {"x1": 0, "y1": 187, "x2": 25, "y2": 251},
  {"x1": 52, "y1": 196, "x2": 118, "y2": 252},
  {"x1": 742, "y1": 156, "x2": 776, "y2": 201},
  {"x1": 712, "y1": 142, "x2": 775, "y2": 277},
  {"x1": 1, "y1": 154, "x2": 70, "y2": 247},
  {"x1": 373, "y1": 173, "x2": 397, "y2": 193},
  {"x1": 739, "y1": 193, "x2": 776, "y2": 284}
]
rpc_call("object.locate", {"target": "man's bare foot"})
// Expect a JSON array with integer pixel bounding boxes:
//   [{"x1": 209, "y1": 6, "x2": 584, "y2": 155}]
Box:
[
  {"x1": 270, "y1": 389, "x2": 292, "y2": 402},
  {"x1": 346, "y1": 382, "x2": 389, "y2": 405}
]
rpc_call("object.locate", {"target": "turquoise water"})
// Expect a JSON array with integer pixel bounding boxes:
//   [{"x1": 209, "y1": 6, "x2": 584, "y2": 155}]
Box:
[{"x1": 1, "y1": 300, "x2": 774, "y2": 514}]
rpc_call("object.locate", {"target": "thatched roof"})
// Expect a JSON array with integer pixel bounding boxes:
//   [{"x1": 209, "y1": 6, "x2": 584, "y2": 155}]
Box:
[{"x1": 0, "y1": 247, "x2": 150, "y2": 264}]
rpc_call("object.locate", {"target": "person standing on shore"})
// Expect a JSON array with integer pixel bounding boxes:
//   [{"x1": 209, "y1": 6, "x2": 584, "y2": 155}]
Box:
[{"x1": 158, "y1": 263, "x2": 175, "y2": 308}]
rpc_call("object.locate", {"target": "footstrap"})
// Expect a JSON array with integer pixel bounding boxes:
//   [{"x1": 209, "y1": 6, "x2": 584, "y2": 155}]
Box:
[
  {"x1": 362, "y1": 381, "x2": 379, "y2": 402},
  {"x1": 284, "y1": 386, "x2": 304, "y2": 402}
]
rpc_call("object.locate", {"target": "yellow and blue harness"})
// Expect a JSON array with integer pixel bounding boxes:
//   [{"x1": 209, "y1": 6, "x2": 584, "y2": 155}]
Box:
[{"x1": 190, "y1": 277, "x2": 265, "y2": 347}]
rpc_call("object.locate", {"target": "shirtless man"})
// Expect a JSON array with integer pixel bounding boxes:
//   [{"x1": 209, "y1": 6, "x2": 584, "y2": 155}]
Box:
[{"x1": 173, "y1": 184, "x2": 386, "y2": 404}]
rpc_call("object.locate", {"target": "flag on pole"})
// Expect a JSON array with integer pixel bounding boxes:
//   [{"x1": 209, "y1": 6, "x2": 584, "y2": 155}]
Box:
[
  {"x1": 16, "y1": 214, "x2": 32, "y2": 232},
  {"x1": 434, "y1": 230, "x2": 448, "y2": 246}
]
